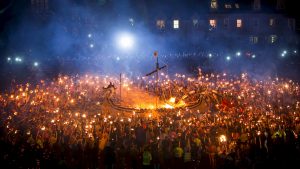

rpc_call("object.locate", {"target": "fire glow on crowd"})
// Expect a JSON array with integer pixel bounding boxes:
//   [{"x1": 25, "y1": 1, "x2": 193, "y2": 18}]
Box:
[{"x1": 0, "y1": 71, "x2": 299, "y2": 160}]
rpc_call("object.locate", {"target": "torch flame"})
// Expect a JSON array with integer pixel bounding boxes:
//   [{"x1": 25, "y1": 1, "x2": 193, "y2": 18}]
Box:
[
  {"x1": 219, "y1": 135, "x2": 226, "y2": 142},
  {"x1": 164, "y1": 104, "x2": 174, "y2": 109},
  {"x1": 169, "y1": 97, "x2": 176, "y2": 103}
]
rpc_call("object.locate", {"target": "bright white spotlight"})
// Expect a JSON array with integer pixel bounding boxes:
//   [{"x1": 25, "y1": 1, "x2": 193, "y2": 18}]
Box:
[
  {"x1": 252, "y1": 54, "x2": 256, "y2": 59},
  {"x1": 116, "y1": 57, "x2": 120, "y2": 61},
  {"x1": 294, "y1": 50, "x2": 297, "y2": 54},
  {"x1": 226, "y1": 56, "x2": 231, "y2": 61},
  {"x1": 236, "y1": 52, "x2": 241, "y2": 57},
  {"x1": 34, "y1": 62, "x2": 39, "y2": 67},
  {"x1": 283, "y1": 50, "x2": 287, "y2": 54},
  {"x1": 7, "y1": 57, "x2": 11, "y2": 61},
  {"x1": 281, "y1": 53, "x2": 285, "y2": 57},
  {"x1": 88, "y1": 33, "x2": 92, "y2": 38},
  {"x1": 90, "y1": 44, "x2": 94, "y2": 48},
  {"x1": 116, "y1": 32, "x2": 135, "y2": 50},
  {"x1": 208, "y1": 53, "x2": 212, "y2": 58}
]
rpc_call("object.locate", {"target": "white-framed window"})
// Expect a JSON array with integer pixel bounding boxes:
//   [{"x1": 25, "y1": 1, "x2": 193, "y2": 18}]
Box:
[
  {"x1": 156, "y1": 20, "x2": 165, "y2": 29},
  {"x1": 237, "y1": 19, "x2": 242, "y2": 28},
  {"x1": 250, "y1": 36, "x2": 259, "y2": 44},
  {"x1": 211, "y1": 0, "x2": 217, "y2": 9},
  {"x1": 269, "y1": 35, "x2": 277, "y2": 43},
  {"x1": 269, "y1": 18, "x2": 275, "y2": 26},
  {"x1": 173, "y1": 20, "x2": 179, "y2": 29},
  {"x1": 210, "y1": 19, "x2": 217, "y2": 27},
  {"x1": 225, "y1": 4, "x2": 232, "y2": 8},
  {"x1": 193, "y1": 19, "x2": 199, "y2": 26}
]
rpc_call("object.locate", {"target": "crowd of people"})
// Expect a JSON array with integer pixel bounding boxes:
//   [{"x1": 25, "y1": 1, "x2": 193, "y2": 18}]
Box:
[{"x1": 0, "y1": 72, "x2": 300, "y2": 169}]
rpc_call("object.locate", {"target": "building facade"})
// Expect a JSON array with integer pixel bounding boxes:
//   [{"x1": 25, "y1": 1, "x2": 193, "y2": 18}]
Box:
[{"x1": 147, "y1": 0, "x2": 298, "y2": 51}]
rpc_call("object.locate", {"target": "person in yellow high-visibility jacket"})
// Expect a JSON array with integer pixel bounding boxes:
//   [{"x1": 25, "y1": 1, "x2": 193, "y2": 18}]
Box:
[
  {"x1": 173, "y1": 142, "x2": 184, "y2": 169},
  {"x1": 142, "y1": 146, "x2": 152, "y2": 169}
]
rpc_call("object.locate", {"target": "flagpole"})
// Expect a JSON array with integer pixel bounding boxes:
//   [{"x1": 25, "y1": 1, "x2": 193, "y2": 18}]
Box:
[
  {"x1": 156, "y1": 55, "x2": 159, "y2": 109},
  {"x1": 145, "y1": 51, "x2": 166, "y2": 110},
  {"x1": 120, "y1": 73, "x2": 122, "y2": 103}
]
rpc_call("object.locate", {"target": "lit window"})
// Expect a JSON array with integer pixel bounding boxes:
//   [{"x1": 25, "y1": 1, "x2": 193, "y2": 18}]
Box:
[
  {"x1": 237, "y1": 19, "x2": 242, "y2": 28},
  {"x1": 269, "y1": 35, "x2": 277, "y2": 43},
  {"x1": 156, "y1": 20, "x2": 165, "y2": 29},
  {"x1": 211, "y1": 0, "x2": 217, "y2": 9},
  {"x1": 210, "y1": 19, "x2": 217, "y2": 27},
  {"x1": 173, "y1": 20, "x2": 179, "y2": 29},
  {"x1": 250, "y1": 36, "x2": 258, "y2": 44},
  {"x1": 225, "y1": 4, "x2": 232, "y2": 8},
  {"x1": 235, "y1": 3, "x2": 240, "y2": 8},
  {"x1": 269, "y1": 18, "x2": 275, "y2": 26}
]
